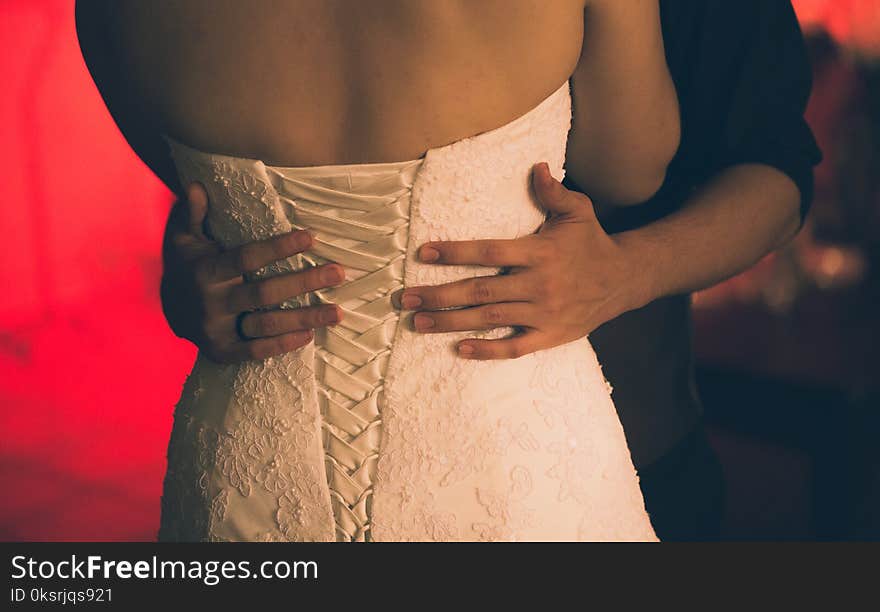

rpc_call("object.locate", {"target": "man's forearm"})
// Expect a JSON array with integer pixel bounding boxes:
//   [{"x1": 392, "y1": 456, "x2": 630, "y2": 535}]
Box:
[
  {"x1": 616, "y1": 164, "x2": 803, "y2": 309},
  {"x1": 567, "y1": 0, "x2": 680, "y2": 206}
]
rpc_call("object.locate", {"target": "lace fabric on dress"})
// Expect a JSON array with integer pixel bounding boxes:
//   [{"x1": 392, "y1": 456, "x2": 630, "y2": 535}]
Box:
[{"x1": 158, "y1": 79, "x2": 658, "y2": 542}]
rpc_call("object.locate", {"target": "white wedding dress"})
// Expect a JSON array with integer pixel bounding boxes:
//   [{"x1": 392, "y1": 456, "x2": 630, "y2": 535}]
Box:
[{"x1": 158, "y1": 79, "x2": 658, "y2": 542}]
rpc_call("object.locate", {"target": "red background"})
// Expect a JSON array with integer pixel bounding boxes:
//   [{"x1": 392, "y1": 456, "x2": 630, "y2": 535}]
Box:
[{"x1": 0, "y1": 0, "x2": 189, "y2": 540}]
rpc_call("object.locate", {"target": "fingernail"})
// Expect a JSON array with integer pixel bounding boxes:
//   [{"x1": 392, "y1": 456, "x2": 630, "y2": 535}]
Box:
[
  {"x1": 458, "y1": 344, "x2": 474, "y2": 356},
  {"x1": 401, "y1": 292, "x2": 422, "y2": 309},
  {"x1": 323, "y1": 266, "x2": 344, "y2": 284},
  {"x1": 413, "y1": 313, "x2": 434, "y2": 331},
  {"x1": 419, "y1": 246, "x2": 440, "y2": 262}
]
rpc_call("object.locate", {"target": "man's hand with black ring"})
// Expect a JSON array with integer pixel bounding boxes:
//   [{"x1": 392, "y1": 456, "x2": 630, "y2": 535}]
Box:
[{"x1": 160, "y1": 183, "x2": 346, "y2": 363}]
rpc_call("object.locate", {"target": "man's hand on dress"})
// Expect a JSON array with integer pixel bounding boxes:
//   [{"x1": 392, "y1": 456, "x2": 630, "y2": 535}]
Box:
[
  {"x1": 162, "y1": 164, "x2": 647, "y2": 364},
  {"x1": 160, "y1": 183, "x2": 346, "y2": 363},
  {"x1": 391, "y1": 162, "x2": 647, "y2": 360}
]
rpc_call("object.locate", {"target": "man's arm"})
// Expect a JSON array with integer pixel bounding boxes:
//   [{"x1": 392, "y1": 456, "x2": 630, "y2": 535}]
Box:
[
  {"x1": 618, "y1": 164, "x2": 801, "y2": 307},
  {"x1": 76, "y1": 1, "x2": 183, "y2": 196},
  {"x1": 566, "y1": 0, "x2": 681, "y2": 206},
  {"x1": 620, "y1": 0, "x2": 821, "y2": 301}
]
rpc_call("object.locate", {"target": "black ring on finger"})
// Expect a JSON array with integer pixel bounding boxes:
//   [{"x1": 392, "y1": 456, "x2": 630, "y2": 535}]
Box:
[{"x1": 235, "y1": 311, "x2": 254, "y2": 342}]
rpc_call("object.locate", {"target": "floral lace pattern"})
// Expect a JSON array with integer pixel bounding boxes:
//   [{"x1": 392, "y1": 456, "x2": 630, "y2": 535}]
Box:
[{"x1": 159, "y1": 79, "x2": 657, "y2": 542}]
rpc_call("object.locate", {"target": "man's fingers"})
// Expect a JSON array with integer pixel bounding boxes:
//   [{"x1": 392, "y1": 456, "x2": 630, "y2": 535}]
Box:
[
  {"x1": 237, "y1": 304, "x2": 342, "y2": 339},
  {"x1": 532, "y1": 162, "x2": 591, "y2": 217},
  {"x1": 455, "y1": 328, "x2": 550, "y2": 360},
  {"x1": 186, "y1": 182, "x2": 210, "y2": 238},
  {"x1": 411, "y1": 302, "x2": 538, "y2": 334},
  {"x1": 416, "y1": 235, "x2": 543, "y2": 267},
  {"x1": 394, "y1": 272, "x2": 534, "y2": 311},
  {"x1": 225, "y1": 329, "x2": 316, "y2": 363},
  {"x1": 201, "y1": 230, "x2": 315, "y2": 283},
  {"x1": 225, "y1": 263, "x2": 345, "y2": 313}
]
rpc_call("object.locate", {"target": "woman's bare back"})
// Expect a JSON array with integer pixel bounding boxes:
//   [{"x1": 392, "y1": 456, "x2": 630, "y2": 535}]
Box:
[
  {"x1": 103, "y1": 0, "x2": 586, "y2": 167},
  {"x1": 136, "y1": 2, "x2": 660, "y2": 542}
]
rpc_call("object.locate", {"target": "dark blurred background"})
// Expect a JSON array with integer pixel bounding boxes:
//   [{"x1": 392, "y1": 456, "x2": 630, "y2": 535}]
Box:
[
  {"x1": 692, "y1": 2, "x2": 880, "y2": 540},
  {"x1": 0, "y1": 0, "x2": 877, "y2": 541}
]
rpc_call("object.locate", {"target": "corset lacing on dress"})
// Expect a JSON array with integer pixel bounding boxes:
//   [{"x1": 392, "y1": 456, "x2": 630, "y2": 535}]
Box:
[{"x1": 265, "y1": 159, "x2": 424, "y2": 541}]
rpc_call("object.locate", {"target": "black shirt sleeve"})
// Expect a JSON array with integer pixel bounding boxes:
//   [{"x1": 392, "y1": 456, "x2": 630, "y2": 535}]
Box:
[
  {"x1": 582, "y1": 0, "x2": 824, "y2": 234},
  {"x1": 711, "y1": 0, "x2": 822, "y2": 222}
]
